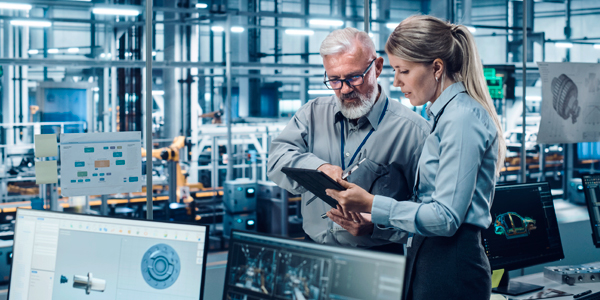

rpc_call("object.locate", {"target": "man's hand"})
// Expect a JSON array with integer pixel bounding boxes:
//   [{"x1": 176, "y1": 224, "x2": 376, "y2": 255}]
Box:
[
  {"x1": 327, "y1": 205, "x2": 374, "y2": 236},
  {"x1": 317, "y1": 163, "x2": 343, "y2": 181},
  {"x1": 326, "y1": 179, "x2": 374, "y2": 213}
]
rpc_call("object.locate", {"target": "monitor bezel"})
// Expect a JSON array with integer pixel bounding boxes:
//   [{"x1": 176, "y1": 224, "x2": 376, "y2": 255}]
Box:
[
  {"x1": 7, "y1": 208, "x2": 210, "y2": 300},
  {"x1": 222, "y1": 229, "x2": 406, "y2": 300},
  {"x1": 486, "y1": 182, "x2": 565, "y2": 271},
  {"x1": 581, "y1": 174, "x2": 600, "y2": 248}
]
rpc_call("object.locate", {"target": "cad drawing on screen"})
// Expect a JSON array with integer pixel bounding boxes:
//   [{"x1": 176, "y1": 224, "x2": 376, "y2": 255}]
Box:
[
  {"x1": 141, "y1": 243, "x2": 181, "y2": 289},
  {"x1": 494, "y1": 212, "x2": 537, "y2": 239},
  {"x1": 65, "y1": 272, "x2": 107, "y2": 295}
]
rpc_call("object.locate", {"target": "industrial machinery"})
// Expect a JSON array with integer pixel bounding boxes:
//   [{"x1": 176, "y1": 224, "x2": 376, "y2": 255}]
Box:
[{"x1": 223, "y1": 178, "x2": 258, "y2": 237}]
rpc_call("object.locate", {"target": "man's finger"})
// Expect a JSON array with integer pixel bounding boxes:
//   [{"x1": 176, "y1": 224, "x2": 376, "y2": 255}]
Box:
[{"x1": 336, "y1": 178, "x2": 353, "y2": 189}]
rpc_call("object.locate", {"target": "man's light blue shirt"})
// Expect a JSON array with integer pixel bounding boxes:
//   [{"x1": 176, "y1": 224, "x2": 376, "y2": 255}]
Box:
[{"x1": 372, "y1": 82, "x2": 499, "y2": 237}]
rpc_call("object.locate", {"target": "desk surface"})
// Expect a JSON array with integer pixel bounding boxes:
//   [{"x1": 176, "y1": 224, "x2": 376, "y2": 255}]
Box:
[{"x1": 497, "y1": 272, "x2": 600, "y2": 299}]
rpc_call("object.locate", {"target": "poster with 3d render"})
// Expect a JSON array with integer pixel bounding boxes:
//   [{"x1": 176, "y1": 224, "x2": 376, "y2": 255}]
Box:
[
  {"x1": 537, "y1": 62, "x2": 600, "y2": 144},
  {"x1": 60, "y1": 132, "x2": 142, "y2": 197}
]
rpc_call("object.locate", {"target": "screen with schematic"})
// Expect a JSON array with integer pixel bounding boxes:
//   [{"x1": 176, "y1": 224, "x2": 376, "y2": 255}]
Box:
[
  {"x1": 223, "y1": 231, "x2": 405, "y2": 300},
  {"x1": 9, "y1": 209, "x2": 208, "y2": 300},
  {"x1": 582, "y1": 175, "x2": 600, "y2": 248},
  {"x1": 481, "y1": 182, "x2": 564, "y2": 271}
]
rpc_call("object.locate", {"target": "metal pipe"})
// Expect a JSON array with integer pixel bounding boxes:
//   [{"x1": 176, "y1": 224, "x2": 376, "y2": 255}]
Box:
[
  {"x1": 145, "y1": 0, "x2": 153, "y2": 220},
  {"x1": 364, "y1": 0, "x2": 369, "y2": 33},
  {"x1": 520, "y1": 0, "x2": 527, "y2": 184},
  {"x1": 225, "y1": 14, "x2": 233, "y2": 181}
]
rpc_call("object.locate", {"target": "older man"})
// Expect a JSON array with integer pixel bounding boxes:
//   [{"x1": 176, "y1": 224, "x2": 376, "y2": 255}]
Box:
[{"x1": 267, "y1": 28, "x2": 430, "y2": 250}]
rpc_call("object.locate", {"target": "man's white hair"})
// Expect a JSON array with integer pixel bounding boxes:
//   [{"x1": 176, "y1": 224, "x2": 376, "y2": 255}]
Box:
[{"x1": 319, "y1": 27, "x2": 376, "y2": 57}]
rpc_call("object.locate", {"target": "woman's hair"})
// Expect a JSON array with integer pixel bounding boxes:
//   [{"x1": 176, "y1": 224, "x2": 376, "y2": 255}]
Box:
[
  {"x1": 320, "y1": 27, "x2": 376, "y2": 58},
  {"x1": 385, "y1": 15, "x2": 506, "y2": 174}
]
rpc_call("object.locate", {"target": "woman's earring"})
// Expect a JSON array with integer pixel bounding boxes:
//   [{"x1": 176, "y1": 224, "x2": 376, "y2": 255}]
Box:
[{"x1": 435, "y1": 77, "x2": 439, "y2": 82}]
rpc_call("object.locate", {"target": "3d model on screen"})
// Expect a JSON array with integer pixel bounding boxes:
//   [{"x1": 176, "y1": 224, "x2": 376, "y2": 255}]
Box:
[
  {"x1": 230, "y1": 245, "x2": 276, "y2": 295},
  {"x1": 275, "y1": 253, "x2": 328, "y2": 300},
  {"x1": 494, "y1": 212, "x2": 537, "y2": 239},
  {"x1": 141, "y1": 243, "x2": 181, "y2": 289},
  {"x1": 71, "y1": 273, "x2": 106, "y2": 295},
  {"x1": 551, "y1": 74, "x2": 581, "y2": 124}
]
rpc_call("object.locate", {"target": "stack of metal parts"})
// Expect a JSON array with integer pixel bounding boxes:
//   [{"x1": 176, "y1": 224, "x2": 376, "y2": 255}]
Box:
[{"x1": 544, "y1": 262, "x2": 600, "y2": 285}]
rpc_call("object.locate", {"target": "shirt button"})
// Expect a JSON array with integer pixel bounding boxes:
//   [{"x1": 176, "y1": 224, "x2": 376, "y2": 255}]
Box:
[{"x1": 345, "y1": 152, "x2": 350, "y2": 157}]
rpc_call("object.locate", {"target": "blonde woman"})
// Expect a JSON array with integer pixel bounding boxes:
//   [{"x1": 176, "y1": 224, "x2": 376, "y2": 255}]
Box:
[{"x1": 325, "y1": 15, "x2": 506, "y2": 300}]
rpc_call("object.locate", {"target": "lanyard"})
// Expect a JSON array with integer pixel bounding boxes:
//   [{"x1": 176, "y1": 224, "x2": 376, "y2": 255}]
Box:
[{"x1": 340, "y1": 98, "x2": 389, "y2": 169}]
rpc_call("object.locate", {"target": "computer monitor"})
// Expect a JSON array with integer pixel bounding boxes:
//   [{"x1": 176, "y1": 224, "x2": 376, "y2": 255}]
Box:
[
  {"x1": 223, "y1": 231, "x2": 406, "y2": 300},
  {"x1": 581, "y1": 174, "x2": 600, "y2": 248},
  {"x1": 8, "y1": 209, "x2": 209, "y2": 300},
  {"x1": 481, "y1": 182, "x2": 564, "y2": 295}
]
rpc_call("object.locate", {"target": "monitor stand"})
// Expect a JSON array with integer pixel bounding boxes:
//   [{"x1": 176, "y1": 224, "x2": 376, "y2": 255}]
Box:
[{"x1": 492, "y1": 271, "x2": 544, "y2": 296}]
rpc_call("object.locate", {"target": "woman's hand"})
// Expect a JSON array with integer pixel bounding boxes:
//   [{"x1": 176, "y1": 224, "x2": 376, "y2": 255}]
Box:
[{"x1": 326, "y1": 179, "x2": 374, "y2": 213}]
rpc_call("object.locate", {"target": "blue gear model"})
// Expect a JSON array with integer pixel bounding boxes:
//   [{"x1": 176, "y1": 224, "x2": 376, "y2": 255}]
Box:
[{"x1": 141, "y1": 243, "x2": 181, "y2": 289}]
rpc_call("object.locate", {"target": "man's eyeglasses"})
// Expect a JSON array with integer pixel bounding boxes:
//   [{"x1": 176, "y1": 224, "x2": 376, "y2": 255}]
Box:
[{"x1": 323, "y1": 59, "x2": 376, "y2": 90}]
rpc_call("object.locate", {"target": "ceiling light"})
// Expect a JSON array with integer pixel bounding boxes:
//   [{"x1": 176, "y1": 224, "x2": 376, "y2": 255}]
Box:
[
  {"x1": 285, "y1": 29, "x2": 314, "y2": 36},
  {"x1": 93, "y1": 87, "x2": 100, "y2": 92},
  {"x1": 309, "y1": 19, "x2": 344, "y2": 27},
  {"x1": 48, "y1": 48, "x2": 59, "y2": 54},
  {"x1": 10, "y1": 20, "x2": 52, "y2": 27},
  {"x1": 308, "y1": 89, "x2": 335, "y2": 95},
  {"x1": 211, "y1": 26, "x2": 224, "y2": 32},
  {"x1": 594, "y1": 44, "x2": 600, "y2": 49},
  {"x1": 68, "y1": 48, "x2": 79, "y2": 53},
  {"x1": 231, "y1": 26, "x2": 244, "y2": 33},
  {"x1": 555, "y1": 42, "x2": 573, "y2": 48},
  {"x1": 28, "y1": 49, "x2": 39, "y2": 55},
  {"x1": 368, "y1": 32, "x2": 374, "y2": 37},
  {"x1": 196, "y1": 3, "x2": 208, "y2": 9},
  {"x1": 152, "y1": 51, "x2": 157, "y2": 56},
  {"x1": 0, "y1": 3, "x2": 32, "y2": 10},
  {"x1": 386, "y1": 23, "x2": 398, "y2": 29},
  {"x1": 466, "y1": 26, "x2": 476, "y2": 33},
  {"x1": 152, "y1": 90, "x2": 165, "y2": 96},
  {"x1": 92, "y1": 7, "x2": 140, "y2": 16}
]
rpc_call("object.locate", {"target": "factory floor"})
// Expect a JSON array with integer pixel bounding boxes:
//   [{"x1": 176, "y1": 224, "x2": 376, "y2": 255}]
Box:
[{"x1": 0, "y1": 197, "x2": 593, "y2": 300}]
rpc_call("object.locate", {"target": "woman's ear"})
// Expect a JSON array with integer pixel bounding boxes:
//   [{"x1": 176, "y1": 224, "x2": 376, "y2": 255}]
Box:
[{"x1": 432, "y1": 58, "x2": 445, "y2": 80}]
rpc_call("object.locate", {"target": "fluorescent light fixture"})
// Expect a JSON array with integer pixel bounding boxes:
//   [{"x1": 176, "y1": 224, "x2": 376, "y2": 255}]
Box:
[
  {"x1": 93, "y1": 87, "x2": 100, "y2": 92},
  {"x1": 308, "y1": 89, "x2": 335, "y2": 95},
  {"x1": 309, "y1": 19, "x2": 344, "y2": 26},
  {"x1": 0, "y1": 3, "x2": 32, "y2": 10},
  {"x1": 285, "y1": 29, "x2": 314, "y2": 36},
  {"x1": 231, "y1": 26, "x2": 244, "y2": 33},
  {"x1": 100, "y1": 53, "x2": 106, "y2": 58},
  {"x1": 196, "y1": 3, "x2": 208, "y2": 8},
  {"x1": 92, "y1": 7, "x2": 140, "y2": 16},
  {"x1": 211, "y1": 26, "x2": 224, "y2": 32},
  {"x1": 466, "y1": 26, "x2": 476, "y2": 33},
  {"x1": 368, "y1": 32, "x2": 374, "y2": 38},
  {"x1": 152, "y1": 51, "x2": 157, "y2": 56},
  {"x1": 48, "y1": 48, "x2": 59, "y2": 54},
  {"x1": 28, "y1": 49, "x2": 39, "y2": 55},
  {"x1": 555, "y1": 42, "x2": 573, "y2": 48},
  {"x1": 525, "y1": 95, "x2": 542, "y2": 101},
  {"x1": 10, "y1": 20, "x2": 52, "y2": 27},
  {"x1": 67, "y1": 47, "x2": 79, "y2": 53},
  {"x1": 594, "y1": 44, "x2": 600, "y2": 49},
  {"x1": 386, "y1": 23, "x2": 398, "y2": 29},
  {"x1": 152, "y1": 90, "x2": 165, "y2": 96}
]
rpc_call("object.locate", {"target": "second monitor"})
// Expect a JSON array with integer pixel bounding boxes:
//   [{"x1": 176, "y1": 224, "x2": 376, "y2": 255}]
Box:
[{"x1": 482, "y1": 182, "x2": 564, "y2": 295}]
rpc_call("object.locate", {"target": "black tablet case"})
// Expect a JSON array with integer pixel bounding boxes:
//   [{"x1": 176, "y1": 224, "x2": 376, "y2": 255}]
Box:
[{"x1": 281, "y1": 167, "x2": 344, "y2": 208}]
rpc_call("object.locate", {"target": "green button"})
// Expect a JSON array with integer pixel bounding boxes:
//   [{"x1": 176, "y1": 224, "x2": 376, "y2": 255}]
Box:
[
  {"x1": 116, "y1": 160, "x2": 125, "y2": 165},
  {"x1": 77, "y1": 171, "x2": 88, "y2": 177},
  {"x1": 117, "y1": 146, "x2": 122, "y2": 149},
  {"x1": 113, "y1": 152, "x2": 123, "y2": 157},
  {"x1": 75, "y1": 162, "x2": 85, "y2": 167},
  {"x1": 84, "y1": 147, "x2": 94, "y2": 153}
]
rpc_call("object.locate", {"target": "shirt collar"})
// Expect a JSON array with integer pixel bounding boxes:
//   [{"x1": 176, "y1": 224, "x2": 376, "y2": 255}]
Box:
[
  {"x1": 334, "y1": 85, "x2": 388, "y2": 131},
  {"x1": 426, "y1": 81, "x2": 466, "y2": 119}
]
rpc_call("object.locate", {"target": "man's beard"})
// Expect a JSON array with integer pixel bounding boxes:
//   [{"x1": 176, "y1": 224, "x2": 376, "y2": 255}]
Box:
[{"x1": 336, "y1": 85, "x2": 378, "y2": 119}]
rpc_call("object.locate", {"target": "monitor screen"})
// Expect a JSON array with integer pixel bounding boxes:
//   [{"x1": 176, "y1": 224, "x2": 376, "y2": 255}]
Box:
[
  {"x1": 482, "y1": 182, "x2": 564, "y2": 271},
  {"x1": 223, "y1": 231, "x2": 406, "y2": 300},
  {"x1": 582, "y1": 175, "x2": 600, "y2": 248},
  {"x1": 9, "y1": 209, "x2": 208, "y2": 300}
]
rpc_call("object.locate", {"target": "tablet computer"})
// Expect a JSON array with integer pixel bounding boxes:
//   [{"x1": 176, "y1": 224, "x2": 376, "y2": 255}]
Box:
[{"x1": 281, "y1": 167, "x2": 344, "y2": 208}]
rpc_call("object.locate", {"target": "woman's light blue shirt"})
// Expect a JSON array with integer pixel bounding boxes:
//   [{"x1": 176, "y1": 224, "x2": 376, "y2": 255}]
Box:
[{"x1": 371, "y1": 82, "x2": 499, "y2": 237}]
